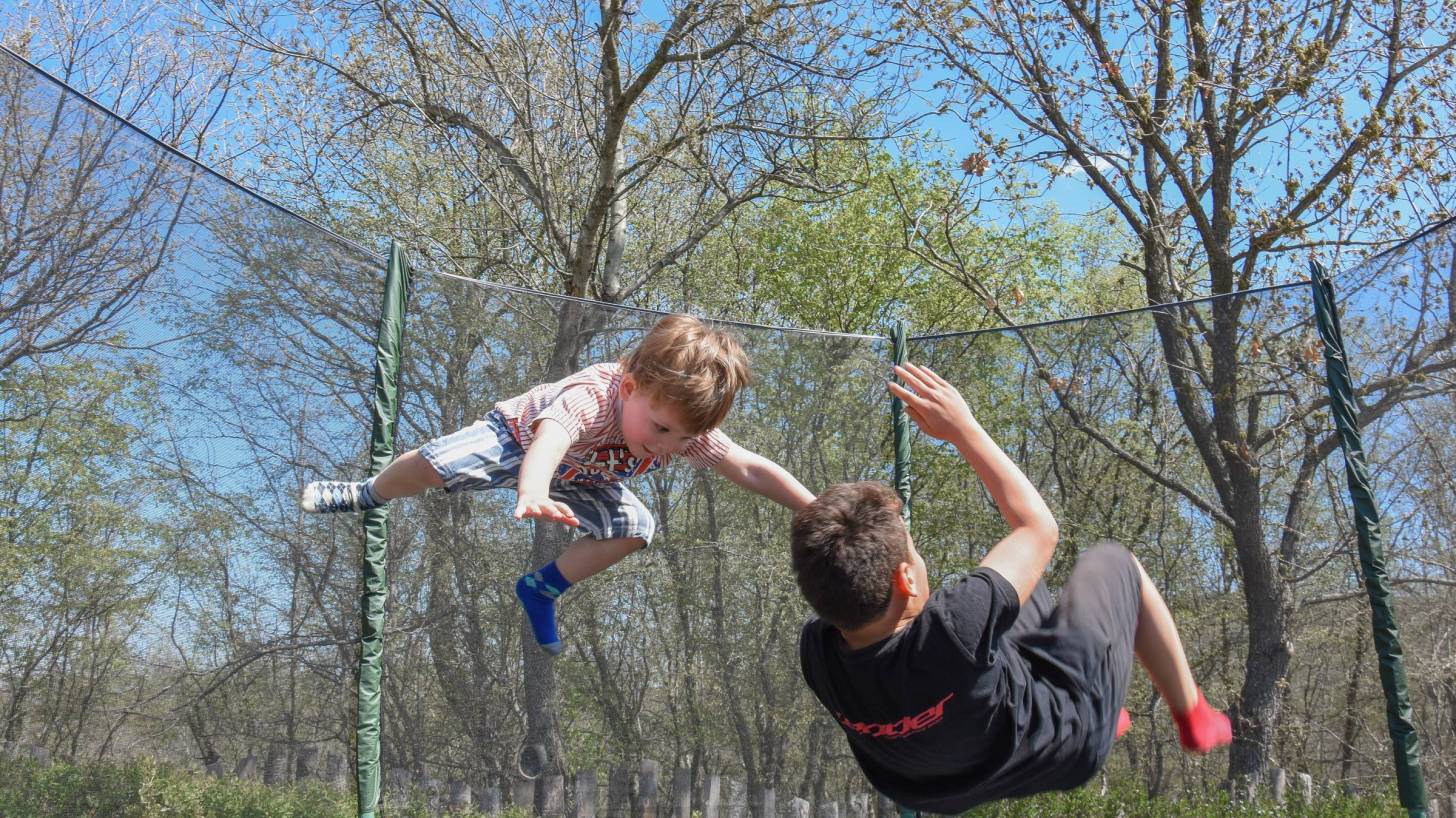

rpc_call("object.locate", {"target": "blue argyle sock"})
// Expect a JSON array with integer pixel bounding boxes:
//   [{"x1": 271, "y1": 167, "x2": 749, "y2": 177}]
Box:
[{"x1": 515, "y1": 561, "x2": 571, "y2": 655}]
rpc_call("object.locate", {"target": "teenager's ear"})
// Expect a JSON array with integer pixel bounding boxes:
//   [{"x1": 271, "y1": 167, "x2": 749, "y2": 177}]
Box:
[{"x1": 892, "y1": 562, "x2": 918, "y2": 598}]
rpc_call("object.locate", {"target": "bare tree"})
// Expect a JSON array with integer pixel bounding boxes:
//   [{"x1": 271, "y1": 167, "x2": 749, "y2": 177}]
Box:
[
  {"x1": 0, "y1": 2, "x2": 242, "y2": 376},
  {"x1": 894, "y1": 0, "x2": 1456, "y2": 780},
  {"x1": 207, "y1": 0, "x2": 909, "y2": 786}
]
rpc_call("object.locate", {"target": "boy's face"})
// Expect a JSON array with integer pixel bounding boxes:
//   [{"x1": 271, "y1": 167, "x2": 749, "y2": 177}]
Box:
[{"x1": 619, "y1": 375, "x2": 699, "y2": 460}]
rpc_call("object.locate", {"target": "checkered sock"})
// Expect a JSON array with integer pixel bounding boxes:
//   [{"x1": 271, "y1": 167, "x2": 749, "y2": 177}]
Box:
[
  {"x1": 515, "y1": 561, "x2": 571, "y2": 655},
  {"x1": 301, "y1": 477, "x2": 385, "y2": 513}
]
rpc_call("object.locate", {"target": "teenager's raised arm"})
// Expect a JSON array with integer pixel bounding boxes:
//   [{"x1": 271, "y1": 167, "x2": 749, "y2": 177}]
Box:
[{"x1": 887, "y1": 363, "x2": 1058, "y2": 604}]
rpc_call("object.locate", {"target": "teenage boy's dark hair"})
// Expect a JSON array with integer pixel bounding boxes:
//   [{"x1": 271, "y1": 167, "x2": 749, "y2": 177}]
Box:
[{"x1": 790, "y1": 482, "x2": 909, "y2": 629}]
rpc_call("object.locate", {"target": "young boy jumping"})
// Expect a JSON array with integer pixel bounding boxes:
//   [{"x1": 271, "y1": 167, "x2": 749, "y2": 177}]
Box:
[
  {"x1": 303, "y1": 313, "x2": 815, "y2": 654},
  {"x1": 791, "y1": 362, "x2": 1231, "y2": 812}
]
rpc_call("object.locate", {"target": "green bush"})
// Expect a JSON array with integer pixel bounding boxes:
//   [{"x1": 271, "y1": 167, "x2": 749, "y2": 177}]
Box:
[
  {"x1": 961, "y1": 780, "x2": 1405, "y2": 817},
  {"x1": 0, "y1": 756, "x2": 1406, "y2": 818},
  {"x1": 0, "y1": 756, "x2": 478, "y2": 818}
]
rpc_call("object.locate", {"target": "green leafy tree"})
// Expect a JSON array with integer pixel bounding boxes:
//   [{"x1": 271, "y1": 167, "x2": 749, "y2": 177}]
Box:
[{"x1": 0, "y1": 359, "x2": 164, "y2": 754}]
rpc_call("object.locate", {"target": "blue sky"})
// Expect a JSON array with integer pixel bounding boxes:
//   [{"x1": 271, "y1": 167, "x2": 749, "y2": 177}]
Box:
[{"x1": 8, "y1": 0, "x2": 1447, "y2": 297}]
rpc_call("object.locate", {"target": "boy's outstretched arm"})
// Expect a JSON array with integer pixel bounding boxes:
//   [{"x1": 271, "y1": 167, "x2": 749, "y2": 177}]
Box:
[
  {"x1": 713, "y1": 446, "x2": 815, "y2": 511},
  {"x1": 515, "y1": 419, "x2": 581, "y2": 527},
  {"x1": 888, "y1": 362, "x2": 1058, "y2": 604}
]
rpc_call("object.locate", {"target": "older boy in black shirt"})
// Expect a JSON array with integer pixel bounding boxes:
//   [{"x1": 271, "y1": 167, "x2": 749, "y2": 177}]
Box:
[{"x1": 793, "y1": 363, "x2": 1230, "y2": 813}]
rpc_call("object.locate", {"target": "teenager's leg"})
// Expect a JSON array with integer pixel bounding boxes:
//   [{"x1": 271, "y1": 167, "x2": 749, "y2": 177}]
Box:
[
  {"x1": 1051, "y1": 542, "x2": 1227, "y2": 751},
  {"x1": 1127, "y1": 553, "x2": 1232, "y2": 752},
  {"x1": 1049, "y1": 543, "x2": 1141, "y2": 742},
  {"x1": 1129, "y1": 555, "x2": 1198, "y2": 713},
  {"x1": 1004, "y1": 580, "x2": 1053, "y2": 643}
]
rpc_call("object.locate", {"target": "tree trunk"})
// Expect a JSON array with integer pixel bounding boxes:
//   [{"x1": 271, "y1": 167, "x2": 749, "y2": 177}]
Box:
[
  {"x1": 426, "y1": 492, "x2": 506, "y2": 782},
  {"x1": 1143, "y1": 244, "x2": 1293, "y2": 783},
  {"x1": 1339, "y1": 623, "x2": 1367, "y2": 781},
  {"x1": 1227, "y1": 525, "x2": 1292, "y2": 781},
  {"x1": 1213, "y1": 276, "x2": 1292, "y2": 784},
  {"x1": 521, "y1": 300, "x2": 600, "y2": 800},
  {"x1": 704, "y1": 478, "x2": 763, "y2": 809},
  {"x1": 523, "y1": 521, "x2": 571, "y2": 796}
]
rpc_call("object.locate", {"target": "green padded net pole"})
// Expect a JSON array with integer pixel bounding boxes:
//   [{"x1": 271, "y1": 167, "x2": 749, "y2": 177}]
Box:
[
  {"x1": 890, "y1": 321, "x2": 916, "y2": 818},
  {"x1": 891, "y1": 321, "x2": 911, "y2": 523},
  {"x1": 356, "y1": 241, "x2": 413, "y2": 818},
  {"x1": 1310, "y1": 262, "x2": 1427, "y2": 817}
]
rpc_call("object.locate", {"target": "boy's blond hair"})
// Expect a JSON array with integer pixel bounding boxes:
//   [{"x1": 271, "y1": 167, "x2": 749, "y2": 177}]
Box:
[{"x1": 623, "y1": 313, "x2": 750, "y2": 434}]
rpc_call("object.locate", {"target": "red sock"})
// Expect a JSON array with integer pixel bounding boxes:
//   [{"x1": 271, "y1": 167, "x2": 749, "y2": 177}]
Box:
[
  {"x1": 1173, "y1": 689, "x2": 1232, "y2": 754},
  {"x1": 1115, "y1": 708, "x2": 1132, "y2": 739}
]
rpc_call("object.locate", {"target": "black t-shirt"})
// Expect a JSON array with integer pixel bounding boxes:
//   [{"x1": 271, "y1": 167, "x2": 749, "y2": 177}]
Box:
[{"x1": 798, "y1": 568, "x2": 1111, "y2": 814}]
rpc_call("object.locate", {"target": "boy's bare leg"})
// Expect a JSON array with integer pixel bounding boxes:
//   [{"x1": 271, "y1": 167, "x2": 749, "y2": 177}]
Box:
[
  {"x1": 1129, "y1": 555, "x2": 1232, "y2": 752},
  {"x1": 518, "y1": 532, "x2": 643, "y2": 652},
  {"x1": 518, "y1": 536, "x2": 645, "y2": 654},
  {"x1": 301, "y1": 448, "x2": 444, "y2": 513},
  {"x1": 555, "y1": 536, "x2": 647, "y2": 583},
  {"x1": 370, "y1": 448, "x2": 445, "y2": 500},
  {"x1": 1130, "y1": 556, "x2": 1198, "y2": 713}
]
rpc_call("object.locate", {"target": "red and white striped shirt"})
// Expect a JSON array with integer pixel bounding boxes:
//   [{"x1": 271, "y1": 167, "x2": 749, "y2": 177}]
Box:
[{"x1": 495, "y1": 363, "x2": 735, "y2": 483}]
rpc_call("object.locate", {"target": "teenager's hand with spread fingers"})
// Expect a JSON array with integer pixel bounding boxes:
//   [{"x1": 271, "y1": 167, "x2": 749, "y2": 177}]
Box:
[
  {"x1": 887, "y1": 362, "x2": 981, "y2": 446},
  {"x1": 889, "y1": 360, "x2": 1059, "y2": 607}
]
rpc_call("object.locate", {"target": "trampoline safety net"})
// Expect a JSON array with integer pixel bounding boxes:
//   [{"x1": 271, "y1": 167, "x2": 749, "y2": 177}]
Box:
[{"x1": 3, "y1": 40, "x2": 1455, "y2": 818}]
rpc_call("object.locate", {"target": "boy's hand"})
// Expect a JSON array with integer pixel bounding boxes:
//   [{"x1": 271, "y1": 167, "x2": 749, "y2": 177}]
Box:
[
  {"x1": 887, "y1": 363, "x2": 978, "y2": 445},
  {"x1": 514, "y1": 493, "x2": 580, "y2": 527}
]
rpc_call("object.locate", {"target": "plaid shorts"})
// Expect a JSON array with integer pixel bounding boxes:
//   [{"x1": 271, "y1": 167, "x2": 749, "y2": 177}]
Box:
[{"x1": 418, "y1": 410, "x2": 656, "y2": 544}]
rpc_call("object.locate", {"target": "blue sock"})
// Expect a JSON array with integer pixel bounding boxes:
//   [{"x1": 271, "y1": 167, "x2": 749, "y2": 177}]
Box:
[{"x1": 515, "y1": 561, "x2": 571, "y2": 655}]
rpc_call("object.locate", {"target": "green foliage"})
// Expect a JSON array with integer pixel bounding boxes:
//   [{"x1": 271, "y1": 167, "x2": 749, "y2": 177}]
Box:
[
  {"x1": 961, "y1": 781, "x2": 1404, "y2": 817},
  {"x1": 0, "y1": 358, "x2": 158, "y2": 594},
  {"x1": 0, "y1": 357, "x2": 178, "y2": 749},
  {"x1": 0, "y1": 756, "x2": 528, "y2": 818},
  {"x1": 688, "y1": 139, "x2": 1138, "y2": 337},
  {"x1": 0, "y1": 756, "x2": 1406, "y2": 818},
  {"x1": 0, "y1": 756, "x2": 344, "y2": 818}
]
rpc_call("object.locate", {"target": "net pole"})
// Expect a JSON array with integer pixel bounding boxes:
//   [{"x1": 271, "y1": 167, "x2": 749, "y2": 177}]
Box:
[
  {"x1": 356, "y1": 241, "x2": 413, "y2": 818},
  {"x1": 1310, "y1": 261, "x2": 1427, "y2": 817},
  {"x1": 890, "y1": 321, "x2": 917, "y2": 818},
  {"x1": 891, "y1": 321, "x2": 911, "y2": 524}
]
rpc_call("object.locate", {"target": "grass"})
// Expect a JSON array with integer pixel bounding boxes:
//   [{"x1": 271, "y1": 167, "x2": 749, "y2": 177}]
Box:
[
  {"x1": 960, "y1": 781, "x2": 1404, "y2": 817},
  {"x1": 0, "y1": 756, "x2": 1405, "y2": 818},
  {"x1": 0, "y1": 755, "x2": 523, "y2": 818}
]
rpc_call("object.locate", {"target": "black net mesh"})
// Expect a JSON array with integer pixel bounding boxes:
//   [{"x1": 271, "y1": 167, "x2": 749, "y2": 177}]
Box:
[
  {"x1": 5, "y1": 36, "x2": 1455, "y2": 815},
  {"x1": 1, "y1": 44, "x2": 381, "y2": 776},
  {"x1": 371, "y1": 269, "x2": 890, "y2": 800}
]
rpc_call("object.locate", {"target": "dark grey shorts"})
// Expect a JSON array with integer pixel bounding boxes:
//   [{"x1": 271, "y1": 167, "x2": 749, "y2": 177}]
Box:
[{"x1": 1007, "y1": 542, "x2": 1141, "y2": 743}]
